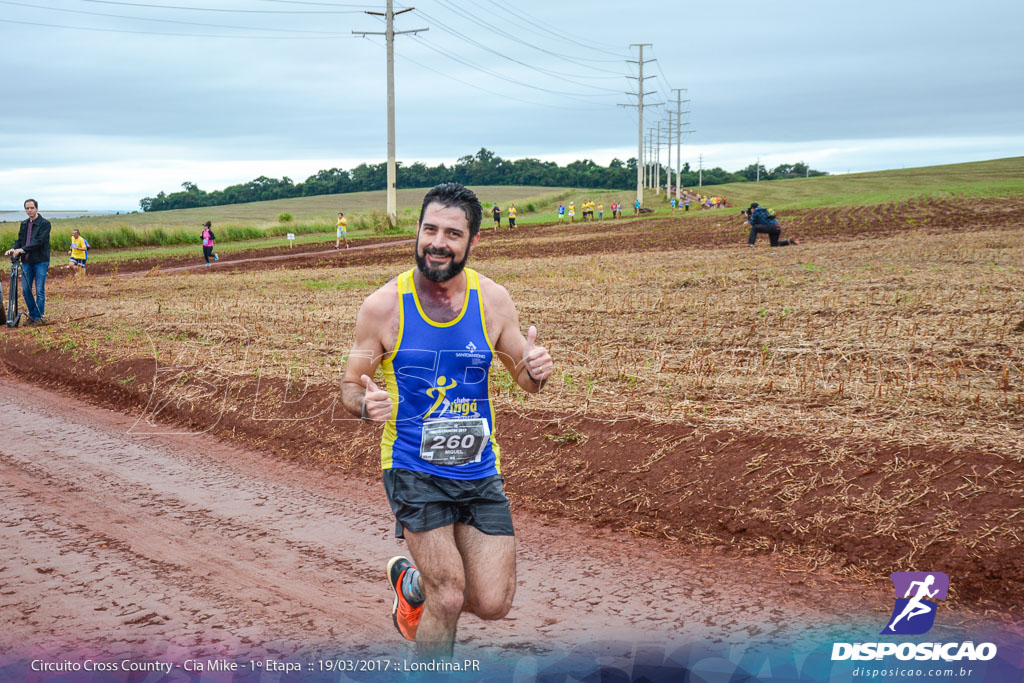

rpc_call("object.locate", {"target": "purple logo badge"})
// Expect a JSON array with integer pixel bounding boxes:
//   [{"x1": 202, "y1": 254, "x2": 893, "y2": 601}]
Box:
[{"x1": 881, "y1": 572, "x2": 949, "y2": 635}]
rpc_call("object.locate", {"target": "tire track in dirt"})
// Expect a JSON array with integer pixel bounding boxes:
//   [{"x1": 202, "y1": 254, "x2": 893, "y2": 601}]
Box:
[{"x1": 0, "y1": 380, "x2": 895, "y2": 664}]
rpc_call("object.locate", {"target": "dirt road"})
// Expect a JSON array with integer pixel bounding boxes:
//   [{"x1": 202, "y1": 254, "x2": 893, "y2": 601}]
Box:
[{"x1": 0, "y1": 379, "x2": 891, "y2": 669}]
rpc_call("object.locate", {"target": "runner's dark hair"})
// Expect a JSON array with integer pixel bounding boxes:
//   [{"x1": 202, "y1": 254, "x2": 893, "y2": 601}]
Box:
[
  {"x1": 419, "y1": 183, "x2": 482, "y2": 238},
  {"x1": 24, "y1": 198, "x2": 37, "y2": 209}
]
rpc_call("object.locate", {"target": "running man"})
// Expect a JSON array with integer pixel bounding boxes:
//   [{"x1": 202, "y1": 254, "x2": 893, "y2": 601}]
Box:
[
  {"x1": 336, "y1": 212, "x2": 349, "y2": 249},
  {"x1": 507, "y1": 203, "x2": 517, "y2": 230},
  {"x1": 557, "y1": 203, "x2": 565, "y2": 223},
  {"x1": 492, "y1": 203, "x2": 501, "y2": 230},
  {"x1": 67, "y1": 228, "x2": 88, "y2": 276},
  {"x1": 341, "y1": 183, "x2": 554, "y2": 659},
  {"x1": 887, "y1": 575, "x2": 940, "y2": 632},
  {"x1": 634, "y1": 198, "x2": 641, "y2": 215}
]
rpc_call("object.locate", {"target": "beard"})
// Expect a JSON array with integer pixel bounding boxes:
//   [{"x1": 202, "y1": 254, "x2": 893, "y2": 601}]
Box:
[{"x1": 415, "y1": 244, "x2": 469, "y2": 282}]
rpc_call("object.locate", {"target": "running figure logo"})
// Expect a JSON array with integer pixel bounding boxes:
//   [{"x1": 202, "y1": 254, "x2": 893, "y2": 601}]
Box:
[
  {"x1": 424, "y1": 376, "x2": 458, "y2": 418},
  {"x1": 881, "y1": 572, "x2": 949, "y2": 635}
]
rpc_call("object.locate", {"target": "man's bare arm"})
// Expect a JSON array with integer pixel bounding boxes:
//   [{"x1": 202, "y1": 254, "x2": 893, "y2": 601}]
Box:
[
  {"x1": 482, "y1": 278, "x2": 553, "y2": 394},
  {"x1": 341, "y1": 284, "x2": 396, "y2": 420}
]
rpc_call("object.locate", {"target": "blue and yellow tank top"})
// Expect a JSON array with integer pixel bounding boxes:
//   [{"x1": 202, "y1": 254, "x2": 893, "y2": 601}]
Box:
[{"x1": 380, "y1": 268, "x2": 500, "y2": 479}]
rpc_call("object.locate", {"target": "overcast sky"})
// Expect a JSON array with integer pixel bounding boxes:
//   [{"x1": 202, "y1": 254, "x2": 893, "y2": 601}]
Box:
[{"x1": 2, "y1": 0, "x2": 1022, "y2": 210}]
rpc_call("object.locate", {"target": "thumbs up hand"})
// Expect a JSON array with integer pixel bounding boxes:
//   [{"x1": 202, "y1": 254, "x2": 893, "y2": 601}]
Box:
[
  {"x1": 522, "y1": 325, "x2": 553, "y2": 384},
  {"x1": 361, "y1": 374, "x2": 393, "y2": 422}
]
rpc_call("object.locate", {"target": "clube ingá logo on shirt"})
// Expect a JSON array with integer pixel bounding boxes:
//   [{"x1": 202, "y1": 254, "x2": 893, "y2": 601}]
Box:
[{"x1": 881, "y1": 571, "x2": 948, "y2": 635}]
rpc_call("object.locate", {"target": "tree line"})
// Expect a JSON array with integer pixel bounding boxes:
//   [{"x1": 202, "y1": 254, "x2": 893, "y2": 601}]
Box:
[{"x1": 139, "y1": 148, "x2": 827, "y2": 212}]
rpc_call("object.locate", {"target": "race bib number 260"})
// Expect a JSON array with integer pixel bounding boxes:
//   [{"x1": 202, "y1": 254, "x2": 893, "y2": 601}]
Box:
[{"x1": 420, "y1": 418, "x2": 490, "y2": 466}]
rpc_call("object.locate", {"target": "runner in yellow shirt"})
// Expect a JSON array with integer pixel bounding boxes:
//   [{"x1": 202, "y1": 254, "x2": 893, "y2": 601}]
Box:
[
  {"x1": 336, "y1": 212, "x2": 349, "y2": 249},
  {"x1": 507, "y1": 203, "x2": 517, "y2": 230}
]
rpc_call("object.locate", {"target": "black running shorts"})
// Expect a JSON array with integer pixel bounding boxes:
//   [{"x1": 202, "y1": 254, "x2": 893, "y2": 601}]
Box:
[{"x1": 382, "y1": 468, "x2": 514, "y2": 539}]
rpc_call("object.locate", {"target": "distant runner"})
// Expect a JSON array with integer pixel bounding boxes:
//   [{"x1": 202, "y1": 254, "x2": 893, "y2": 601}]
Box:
[
  {"x1": 492, "y1": 203, "x2": 501, "y2": 230},
  {"x1": 336, "y1": 212, "x2": 349, "y2": 249},
  {"x1": 507, "y1": 203, "x2": 517, "y2": 230},
  {"x1": 568, "y1": 201, "x2": 576, "y2": 223},
  {"x1": 341, "y1": 183, "x2": 553, "y2": 659},
  {"x1": 200, "y1": 221, "x2": 219, "y2": 266},
  {"x1": 557, "y1": 203, "x2": 565, "y2": 223}
]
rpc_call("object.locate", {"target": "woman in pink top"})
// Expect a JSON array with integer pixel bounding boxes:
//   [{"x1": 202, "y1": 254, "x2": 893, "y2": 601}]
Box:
[{"x1": 200, "y1": 220, "x2": 219, "y2": 267}]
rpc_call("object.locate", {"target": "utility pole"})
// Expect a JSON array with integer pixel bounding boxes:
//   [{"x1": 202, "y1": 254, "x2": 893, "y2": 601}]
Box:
[
  {"x1": 647, "y1": 128, "x2": 655, "y2": 189},
  {"x1": 619, "y1": 44, "x2": 658, "y2": 209},
  {"x1": 647, "y1": 125, "x2": 655, "y2": 189},
  {"x1": 354, "y1": 1, "x2": 426, "y2": 227},
  {"x1": 665, "y1": 110, "x2": 672, "y2": 198},
  {"x1": 671, "y1": 88, "x2": 692, "y2": 203},
  {"x1": 698, "y1": 154, "x2": 703, "y2": 188},
  {"x1": 638, "y1": 131, "x2": 647, "y2": 188},
  {"x1": 655, "y1": 120, "x2": 661, "y2": 195},
  {"x1": 642, "y1": 131, "x2": 648, "y2": 189},
  {"x1": 648, "y1": 127, "x2": 656, "y2": 190}
]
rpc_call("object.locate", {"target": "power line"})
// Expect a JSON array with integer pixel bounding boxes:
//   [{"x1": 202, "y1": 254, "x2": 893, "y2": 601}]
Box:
[
  {"x1": 75, "y1": 0, "x2": 371, "y2": 14},
  {"x1": 408, "y1": 34, "x2": 618, "y2": 105},
  {"x1": 255, "y1": 0, "x2": 377, "y2": 5},
  {"x1": 430, "y1": 0, "x2": 627, "y2": 76},
  {"x1": 366, "y1": 35, "x2": 595, "y2": 111},
  {"x1": 0, "y1": 15, "x2": 339, "y2": 37},
  {"x1": 1, "y1": 0, "x2": 352, "y2": 35},
  {"x1": 650, "y1": 47, "x2": 674, "y2": 90},
  {"x1": 478, "y1": 0, "x2": 629, "y2": 59},
  {"x1": 412, "y1": 6, "x2": 622, "y2": 93}
]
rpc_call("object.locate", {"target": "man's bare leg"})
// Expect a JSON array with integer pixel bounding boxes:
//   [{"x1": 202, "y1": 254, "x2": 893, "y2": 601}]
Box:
[
  {"x1": 455, "y1": 523, "x2": 515, "y2": 620},
  {"x1": 404, "y1": 524, "x2": 515, "y2": 659},
  {"x1": 404, "y1": 525, "x2": 465, "y2": 659}
]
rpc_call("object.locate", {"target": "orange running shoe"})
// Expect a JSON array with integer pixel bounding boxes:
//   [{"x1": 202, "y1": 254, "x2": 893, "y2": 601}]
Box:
[{"x1": 386, "y1": 556, "x2": 423, "y2": 641}]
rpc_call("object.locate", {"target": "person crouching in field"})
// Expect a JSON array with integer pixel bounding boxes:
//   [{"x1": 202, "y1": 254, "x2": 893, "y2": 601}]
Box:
[
  {"x1": 201, "y1": 221, "x2": 219, "y2": 266},
  {"x1": 744, "y1": 203, "x2": 800, "y2": 248},
  {"x1": 68, "y1": 229, "x2": 89, "y2": 276}
]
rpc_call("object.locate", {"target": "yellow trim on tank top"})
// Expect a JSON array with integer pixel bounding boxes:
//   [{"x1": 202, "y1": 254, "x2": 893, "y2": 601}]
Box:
[
  {"x1": 468, "y1": 268, "x2": 502, "y2": 472},
  {"x1": 380, "y1": 356, "x2": 401, "y2": 470},
  {"x1": 473, "y1": 269, "x2": 498, "y2": 354},
  {"x1": 380, "y1": 271, "x2": 410, "y2": 469},
  {"x1": 409, "y1": 267, "x2": 473, "y2": 328}
]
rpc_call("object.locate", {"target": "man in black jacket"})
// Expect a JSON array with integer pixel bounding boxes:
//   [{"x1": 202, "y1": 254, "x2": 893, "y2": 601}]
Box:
[{"x1": 5, "y1": 198, "x2": 51, "y2": 325}]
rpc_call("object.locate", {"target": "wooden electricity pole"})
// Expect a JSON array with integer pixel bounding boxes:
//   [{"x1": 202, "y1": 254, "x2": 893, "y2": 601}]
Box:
[{"x1": 354, "y1": 1, "x2": 426, "y2": 227}]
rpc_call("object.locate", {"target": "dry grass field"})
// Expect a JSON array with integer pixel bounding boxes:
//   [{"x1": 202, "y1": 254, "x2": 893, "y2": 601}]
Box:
[{"x1": 4, "y1": 191, "x2": 1023, "y2": 614}]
